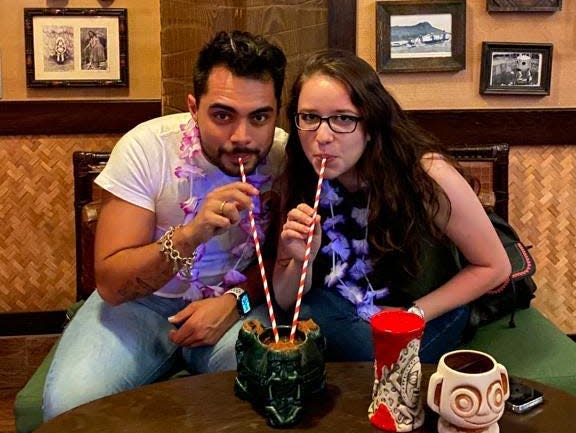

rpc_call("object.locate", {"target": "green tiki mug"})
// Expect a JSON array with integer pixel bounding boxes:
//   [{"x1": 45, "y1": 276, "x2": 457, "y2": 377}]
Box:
[{"x1": 234, "y1": 319, "x2": 326, "y2": 427}]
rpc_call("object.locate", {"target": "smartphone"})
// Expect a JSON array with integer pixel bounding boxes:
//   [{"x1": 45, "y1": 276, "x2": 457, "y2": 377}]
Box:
[{"x1": 506, "y1": 378, "x2": 544, "y2": 414}]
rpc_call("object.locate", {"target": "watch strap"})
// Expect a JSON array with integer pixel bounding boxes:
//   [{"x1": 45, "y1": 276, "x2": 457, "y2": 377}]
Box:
[
  {"x1": 225, "y1": 287, "x2": 251, "y2": 317},
  {"x1": 224, "y1": 287, "x2": 245, "y2": 300},
  {"x1": 407, "y1": 303, "x2": 425, "y2": 320}
]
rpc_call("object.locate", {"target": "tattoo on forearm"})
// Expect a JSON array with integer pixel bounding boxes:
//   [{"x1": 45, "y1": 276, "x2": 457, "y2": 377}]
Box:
[
  {"x1": 117, "y1": 265, "x2": 174, "y2": 302},
  {"x1": 117, "y1": 280, "x2": 151, "y2": 302}
]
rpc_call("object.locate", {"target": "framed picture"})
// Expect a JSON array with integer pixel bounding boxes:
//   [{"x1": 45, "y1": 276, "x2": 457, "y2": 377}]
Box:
[
  {"x1": 487, "y1": 1, "x2": 562, "y2": 12},
  {"x1": 24, "y1": 8, "x2": 128, "y2": 87},
  {"x1": 479, "y1": 42, "x2": 553, "y2": 95},
  {"x1": 376, "y1": 0, "x2": 466, "y2": 73}
]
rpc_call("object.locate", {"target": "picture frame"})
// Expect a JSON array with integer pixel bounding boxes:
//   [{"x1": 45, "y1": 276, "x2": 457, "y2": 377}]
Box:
[
  {"x1": 479, "y1": 42, "x2": 553, "y2": 95},
  {"x1": 24, "y1": 8, "x2": 128, "y2": 88},
  {"x1": 487, "y1": 1, "x2": 562, "y2": 12},
  {"x1": 376, "y1": 0, "x2": 466, "y2": 73}
]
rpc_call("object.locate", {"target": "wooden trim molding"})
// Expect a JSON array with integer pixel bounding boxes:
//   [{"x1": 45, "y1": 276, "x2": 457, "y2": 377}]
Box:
[
  {"x1": 0, "y1": 99, "x2": 161, "y2": 135},
  {"x1": 0, "y1": 100, "x2": 574, "y2": 145},
  {"x1": 407, "y1": 108, "x2": 576, "y2": 146},
  {"x1": 0, "y1": 310, "x2": 67, "y2": 336}
]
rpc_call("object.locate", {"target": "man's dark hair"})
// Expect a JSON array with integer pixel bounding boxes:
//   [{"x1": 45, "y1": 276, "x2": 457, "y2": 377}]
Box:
[{"x1": 193, "y1": 30, "x2": 286, "y2": 107}]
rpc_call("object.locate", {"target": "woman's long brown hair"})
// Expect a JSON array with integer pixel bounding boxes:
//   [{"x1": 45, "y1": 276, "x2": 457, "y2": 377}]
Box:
[{"x1": 277, "y1": 49, "x2": 454, "y2": 278}]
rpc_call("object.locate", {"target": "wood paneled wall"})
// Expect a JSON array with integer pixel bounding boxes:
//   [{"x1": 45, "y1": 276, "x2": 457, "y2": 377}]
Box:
[{"x1": 160, "y1": 0, "x2": 329, "y2": 128}]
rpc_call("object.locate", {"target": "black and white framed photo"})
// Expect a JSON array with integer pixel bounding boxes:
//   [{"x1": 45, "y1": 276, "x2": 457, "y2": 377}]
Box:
[
  {"x1": 487, "y1": 0, "x2": 562, "y2": 12},
  {"x1": 480, "y1": 42, "x2": 553, "y2": 95},
  {"x1": 376, "y1": 0, "x2": 466, "y2": 73},
  {"x1": 24, "y1": 8, "x2": 128, "y2": 87}
]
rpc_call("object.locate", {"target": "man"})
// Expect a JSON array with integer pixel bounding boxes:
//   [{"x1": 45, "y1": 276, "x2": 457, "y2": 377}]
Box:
[{"x1": 43, "y1": 30, "x2": 287, "y2": 420}]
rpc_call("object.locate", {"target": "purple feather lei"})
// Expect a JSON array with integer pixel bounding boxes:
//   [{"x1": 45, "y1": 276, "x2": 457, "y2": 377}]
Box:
[
  {"x1": 174, "y1": 119, "x2": 266, "y2": 300},
  {"x1": 319, "y1": 181, "x2": 389, "y2": 321}
]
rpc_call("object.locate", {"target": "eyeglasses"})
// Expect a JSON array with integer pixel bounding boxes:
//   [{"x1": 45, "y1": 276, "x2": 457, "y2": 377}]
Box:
[{"x1": 295, "y1": 113, "x2": 362, "y2": 133}]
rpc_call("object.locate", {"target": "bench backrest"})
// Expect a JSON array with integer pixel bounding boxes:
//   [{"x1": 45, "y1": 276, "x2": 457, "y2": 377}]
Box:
[
  {"x1": 73, "y1": 151, "x2": 110, "y2": 300},
  {"x1": 448, "y1": 143, "x2": 509, "y2": 221}
]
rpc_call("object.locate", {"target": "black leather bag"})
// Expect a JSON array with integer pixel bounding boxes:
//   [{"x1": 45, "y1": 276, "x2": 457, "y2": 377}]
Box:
[{"x1": 460, "y1": 212, "x2": 537, "y2": 338}]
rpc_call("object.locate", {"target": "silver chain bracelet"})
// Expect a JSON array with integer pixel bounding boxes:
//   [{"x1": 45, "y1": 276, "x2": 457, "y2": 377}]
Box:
[{"x1": 158, "y1": 225, "x2": 197, "y2": 278}]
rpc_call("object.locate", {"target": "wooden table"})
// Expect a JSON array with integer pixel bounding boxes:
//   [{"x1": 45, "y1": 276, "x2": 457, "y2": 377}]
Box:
[{"x1": 36, "y1": 362, "x2": 576, "y2": 432}]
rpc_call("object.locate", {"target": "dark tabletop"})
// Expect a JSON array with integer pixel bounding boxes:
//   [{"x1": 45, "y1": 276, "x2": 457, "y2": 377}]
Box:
[{"x1": 36, "y1": 362, "x2": 576, "y2": 433}]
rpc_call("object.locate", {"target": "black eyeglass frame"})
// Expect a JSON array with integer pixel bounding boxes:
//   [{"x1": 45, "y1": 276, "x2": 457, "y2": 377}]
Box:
[{"x1": 294, "y1": 113, "x2": 363, "y2": 133}]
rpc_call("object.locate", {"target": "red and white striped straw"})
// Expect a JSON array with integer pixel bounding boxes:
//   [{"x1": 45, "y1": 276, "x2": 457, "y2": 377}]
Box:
[
  {"x1": 238, "y1": 158, "x2": 279, "y2": 343},
  {"x1": 289, "y1": 157, "x2": 327, "y2": 342}
]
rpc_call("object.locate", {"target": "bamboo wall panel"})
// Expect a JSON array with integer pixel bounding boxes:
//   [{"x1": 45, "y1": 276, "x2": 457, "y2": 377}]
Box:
[
  {"x1": 509, "y1": 146, "x2": 576, "y2": 333},
  {"x1": 0, "y1": 135, "x2": 119, "y2": 313},
  {"x1": 1, "y1": 137, "x2": 575, "y2": 333}
]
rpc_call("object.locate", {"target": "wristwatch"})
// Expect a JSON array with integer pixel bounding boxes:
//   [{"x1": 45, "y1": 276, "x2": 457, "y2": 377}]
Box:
[
  {"x1": 407, "y1": 303, "x2": 425, "y2": 320},
  {"x1": 225, "y1": 287, "x2": 252, "y2": 317}
]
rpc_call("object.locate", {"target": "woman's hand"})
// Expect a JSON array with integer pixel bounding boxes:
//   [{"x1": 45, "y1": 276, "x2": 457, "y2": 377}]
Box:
[
  {"x1": 280, "y1": 203, "x2": 322, "y2": 263},
  {"x1": 273, "y1": 203, "x2": 322, "y2": 310}
]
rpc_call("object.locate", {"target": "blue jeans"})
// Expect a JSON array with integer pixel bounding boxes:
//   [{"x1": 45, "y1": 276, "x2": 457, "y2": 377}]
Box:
[
  {"x1": 297, "y1": 289, "x2": 469, "y2": 364},
  {"x1": 42, "y1": 291, "x2": 270, "y2": 420}
]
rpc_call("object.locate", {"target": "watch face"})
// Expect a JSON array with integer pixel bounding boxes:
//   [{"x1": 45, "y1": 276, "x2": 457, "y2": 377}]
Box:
[{"x1": 239, "y1": 293, "x2": 251, "y2": 315}]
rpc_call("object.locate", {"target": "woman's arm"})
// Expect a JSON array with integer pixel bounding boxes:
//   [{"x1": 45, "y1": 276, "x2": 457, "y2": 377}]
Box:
[
  {"x1": 413, "y1": 154, "x2": 511, "y2": 321},
  {"x1": 272, "y1": 204, "x2": 322, "y2": 310}
]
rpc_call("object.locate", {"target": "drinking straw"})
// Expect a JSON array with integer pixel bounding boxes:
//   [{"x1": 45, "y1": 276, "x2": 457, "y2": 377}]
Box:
[
  {"x1": 238, "y1": 158, "x2": 279, "y2": 343},
  {"x1": 289, "y1": 157, "x2": 327, "y2": 342}
]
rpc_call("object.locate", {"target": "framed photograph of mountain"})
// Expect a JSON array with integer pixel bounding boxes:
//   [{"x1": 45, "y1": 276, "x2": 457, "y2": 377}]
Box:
[
  {"x1": 480, "y1": 42, "x2": 553, "y2": 95},
  {"x1": 487, "y1": 1, "x2": 562, "y2": 12},
  {"x1": 24, "y1": 8, "x2": 128, "y2": 87},
  {"x1": 376, "y1": 0, "x2": 466, "y2": 73}
]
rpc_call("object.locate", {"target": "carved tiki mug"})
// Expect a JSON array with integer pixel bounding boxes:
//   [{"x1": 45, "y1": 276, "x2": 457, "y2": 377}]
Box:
[
  {"x1": 368, "y1": 310, "x2": 425, "y2": 432},
  {"x1": 234, "y1": 319, "x2": 326, "y2": 428},
  {"x1": 427, "y1": 350, "x2": 509, "y2": 433}
]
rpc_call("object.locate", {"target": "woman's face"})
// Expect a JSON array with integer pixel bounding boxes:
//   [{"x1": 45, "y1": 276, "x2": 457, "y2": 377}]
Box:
[{"x1": 296, "y1": 73, "x2": 368, "y2": 191}]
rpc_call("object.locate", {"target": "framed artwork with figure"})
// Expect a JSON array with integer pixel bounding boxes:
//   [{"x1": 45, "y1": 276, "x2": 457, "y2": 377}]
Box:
[
  {"x1": 24, "y1": 8, "x2": 128, "y2": 87},
  {"x1": 487, "y1": 1, "x2": 562, "y2": 12},
  {"x1": 479, "y1": 42, "x2": 553, "y2": 95},
  {"x1": 376, "y1": 0, "x2": 466, "y2": 73}
]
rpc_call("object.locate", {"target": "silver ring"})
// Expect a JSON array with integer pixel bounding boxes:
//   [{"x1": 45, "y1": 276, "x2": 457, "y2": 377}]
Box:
[{"x1": 219, "y1": 200, "x2": 228, "y2": 215}]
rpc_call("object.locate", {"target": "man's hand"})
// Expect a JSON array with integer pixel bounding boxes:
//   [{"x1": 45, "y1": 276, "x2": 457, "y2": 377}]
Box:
[
  {"x1": 180, "y1": 181, "x2": 259, "y2": 248},
  {"x1": 167, "y1": 295, "x2": 238, "y2": 347}
]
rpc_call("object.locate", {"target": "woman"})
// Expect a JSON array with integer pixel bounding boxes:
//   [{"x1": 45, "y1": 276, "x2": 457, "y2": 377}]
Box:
[
  {"x1": 273, "y1": 50, "x2": 510, "y2": 363},
  {"x1": 84, "y1": 31, "x2": 106, "y2": 69}
]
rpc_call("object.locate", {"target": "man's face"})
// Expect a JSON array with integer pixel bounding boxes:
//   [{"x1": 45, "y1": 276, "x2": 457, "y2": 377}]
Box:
[{"x1": 189, "y1": 66, "x2": 278, "y2": 176}]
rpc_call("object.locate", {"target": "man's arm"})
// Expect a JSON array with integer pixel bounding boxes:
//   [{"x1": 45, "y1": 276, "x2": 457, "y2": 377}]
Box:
[
  {"x1": 95, "y1": 178, "x2": 261, "y2": 306},
  {"x1": 94, "y1": 191, "x2": 178, "y2": 305}
]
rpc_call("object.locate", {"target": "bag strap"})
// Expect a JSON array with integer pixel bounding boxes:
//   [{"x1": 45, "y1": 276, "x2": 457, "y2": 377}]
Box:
[{"x1": 508, "y1": 279, "x2": 517, "y2": 329}]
